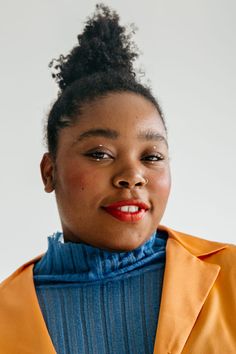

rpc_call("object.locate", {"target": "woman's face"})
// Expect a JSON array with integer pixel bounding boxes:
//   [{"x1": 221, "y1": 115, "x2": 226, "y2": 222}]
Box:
[{"x1": 41, "y1": 92, "x2": 171, "y2": 251}]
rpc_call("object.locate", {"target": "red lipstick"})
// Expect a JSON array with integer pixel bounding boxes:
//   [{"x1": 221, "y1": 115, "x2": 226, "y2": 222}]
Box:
[{"x1": 102, "y1": 199, "x2": 149, "y2": 223}]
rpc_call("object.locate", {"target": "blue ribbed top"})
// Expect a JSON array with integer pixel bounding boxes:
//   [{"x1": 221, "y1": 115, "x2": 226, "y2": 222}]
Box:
[{"x1": 33, "y1": 230, "x2": 167, "y2": 354}]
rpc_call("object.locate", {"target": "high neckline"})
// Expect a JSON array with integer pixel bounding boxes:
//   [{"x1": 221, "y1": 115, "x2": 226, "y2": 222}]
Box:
[{"x1": 34, "y1": 230, "x2": 168, "y2": 282}]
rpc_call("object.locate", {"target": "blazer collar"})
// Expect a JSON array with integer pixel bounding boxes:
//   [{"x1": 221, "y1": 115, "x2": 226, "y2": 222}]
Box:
[{"x1": 159, "y1": 225, "x2": 227, "y2": 257}]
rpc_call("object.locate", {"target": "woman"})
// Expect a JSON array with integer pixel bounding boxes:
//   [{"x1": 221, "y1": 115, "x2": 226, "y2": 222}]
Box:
[{"x1": 0, "y1": 4, "x2": 235, "y2": 354}]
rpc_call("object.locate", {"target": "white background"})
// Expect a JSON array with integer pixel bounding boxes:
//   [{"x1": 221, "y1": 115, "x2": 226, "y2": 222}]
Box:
[{"x1": 0, "y1": 0, "x2": 235, "y2": 281}]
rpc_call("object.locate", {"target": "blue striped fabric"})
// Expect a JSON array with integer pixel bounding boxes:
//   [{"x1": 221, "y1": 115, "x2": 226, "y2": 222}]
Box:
[{"x1": 34, "y1": 231, "x2": 167, "y2": 354}]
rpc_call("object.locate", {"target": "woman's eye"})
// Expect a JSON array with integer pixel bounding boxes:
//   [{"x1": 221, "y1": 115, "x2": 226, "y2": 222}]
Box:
[
  {"x1": 85, "y1": 151, "x2": 112, "y2": 161},
  {"x1": 142, "y1": 154, "x2": 164, "y2": 162}
]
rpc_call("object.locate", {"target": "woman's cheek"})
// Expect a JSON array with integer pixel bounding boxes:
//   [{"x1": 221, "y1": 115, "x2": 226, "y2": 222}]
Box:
[
  {"x1": 150, "y1": 169, "x2": 171, "y2": 197},
  {"x1": 64, "y1": 168, "x2": 107, "y2": 197},
  {"x1": 65, "y1": 170, "x2": 94, "y2": 193}
]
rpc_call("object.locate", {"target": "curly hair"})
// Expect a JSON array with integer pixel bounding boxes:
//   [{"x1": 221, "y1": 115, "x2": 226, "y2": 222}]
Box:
[{"x1": 47, "y1": 3, "x2": 165, "y2": 158}]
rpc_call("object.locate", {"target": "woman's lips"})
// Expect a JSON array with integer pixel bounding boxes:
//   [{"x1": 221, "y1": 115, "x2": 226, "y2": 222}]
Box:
[{"x1": 102, "y1": 199, "x2": 149, "y2": 223}]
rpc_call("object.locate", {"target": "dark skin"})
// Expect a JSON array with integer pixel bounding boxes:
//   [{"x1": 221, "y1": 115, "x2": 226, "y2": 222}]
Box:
[{"x1": 41, "y1": 92, "x2": 171, "y2": 251}]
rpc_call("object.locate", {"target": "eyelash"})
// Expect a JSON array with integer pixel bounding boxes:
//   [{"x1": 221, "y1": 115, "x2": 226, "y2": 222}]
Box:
[
  {"x1": 141, "y1": 154, "x2": 164, "y2": 162},
  {"x1": 86, "y1": 151, "x2": 111, "y2": 160},
  {"x1": 85, "y1": 151, "x2": 165, "y2": 162}
]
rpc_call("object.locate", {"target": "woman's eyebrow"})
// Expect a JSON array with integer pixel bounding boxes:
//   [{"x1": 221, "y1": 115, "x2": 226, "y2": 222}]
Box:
[
  {"x1": 138, "y1": 130, "x2": 168, "y2": 147},
  {"x1": 76, "y1": 128, "x2": 168, "y2": 147},
  {"x1": 77, "y1": 128, "x2": 119, "y2": 141}
]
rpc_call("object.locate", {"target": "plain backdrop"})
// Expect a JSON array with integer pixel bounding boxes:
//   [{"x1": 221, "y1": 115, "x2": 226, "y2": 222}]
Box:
[{"x1": 0, "y1": 0, "x2": 235, "y2": 281}]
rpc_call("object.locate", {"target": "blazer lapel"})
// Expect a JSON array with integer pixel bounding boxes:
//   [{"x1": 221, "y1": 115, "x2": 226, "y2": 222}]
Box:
[
  {"x1": 153, "y1": 235, "x2": 222, "y2": 354},
  {"x1": 0, "y1": 259, "x2": 56, "y2": 354}
]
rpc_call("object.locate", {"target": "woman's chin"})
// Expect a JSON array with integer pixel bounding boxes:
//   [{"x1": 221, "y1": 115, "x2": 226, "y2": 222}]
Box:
[{"x1": 62, "y1": 225, "x2": 155, "y2": 252}]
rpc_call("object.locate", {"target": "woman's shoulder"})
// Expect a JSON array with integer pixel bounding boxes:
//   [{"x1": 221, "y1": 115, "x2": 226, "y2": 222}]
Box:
[
  {"x1": 160, "y1": 224, "x2": 235, "y2": 258},
  {"x1": 0, "y1": 254, "x2": 43, "y2": 290},
  {"x1": 162, "y1": 225, "x2": 236, "y2": 268}
]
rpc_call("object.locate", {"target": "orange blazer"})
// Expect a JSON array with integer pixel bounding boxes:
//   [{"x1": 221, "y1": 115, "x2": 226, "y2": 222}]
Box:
[{"x1": 0, "y1": 226, "x2": 236, "y2": 354}]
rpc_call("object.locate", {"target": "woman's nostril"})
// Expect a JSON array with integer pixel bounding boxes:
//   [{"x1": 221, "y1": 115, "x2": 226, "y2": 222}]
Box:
[
  {"x1": 135, "y1": 181, "x2": 143, "y2": 187},
  {"x1": 114, "y1": 176, "x2": 148, "y2": 189},
  {"x1": 119, "y1": 181, "x2": 129, "y2": 188}
]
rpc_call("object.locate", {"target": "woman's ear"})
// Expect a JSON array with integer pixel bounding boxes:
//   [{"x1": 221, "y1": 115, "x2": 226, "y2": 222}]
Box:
[{"x1": 40, "y1": 153, "x2": 55, "y2": 193}]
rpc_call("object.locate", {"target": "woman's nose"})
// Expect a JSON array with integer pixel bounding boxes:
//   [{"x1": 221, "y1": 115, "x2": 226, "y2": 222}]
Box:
[{"x1": 112, "y1": 170, "x2": 148, "y2": 189}]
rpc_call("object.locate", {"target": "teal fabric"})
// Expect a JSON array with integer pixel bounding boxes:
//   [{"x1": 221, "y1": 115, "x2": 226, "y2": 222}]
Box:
[{"x1": 34, "y1": 230, "x2": 167, "y2": 354}]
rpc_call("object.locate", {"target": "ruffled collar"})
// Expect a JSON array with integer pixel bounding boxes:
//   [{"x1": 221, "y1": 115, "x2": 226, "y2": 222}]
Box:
[{"x1": 34, "y1": 230, "x2": 167, "y2": 283}]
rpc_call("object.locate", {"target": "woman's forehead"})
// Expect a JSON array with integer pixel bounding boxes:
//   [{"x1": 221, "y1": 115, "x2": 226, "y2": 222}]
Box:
[
  {"x1": 80, "y1": 92, "x2": 159, "y2": 118},
  {"x1": 74, "y1": 92, "x2": 166, "y2": 133}
]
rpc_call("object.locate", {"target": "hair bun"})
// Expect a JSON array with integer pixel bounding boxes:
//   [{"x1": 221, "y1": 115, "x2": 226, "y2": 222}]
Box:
[{"x1": 50, "y1": 3, "x2": 138, "y2": 91}]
